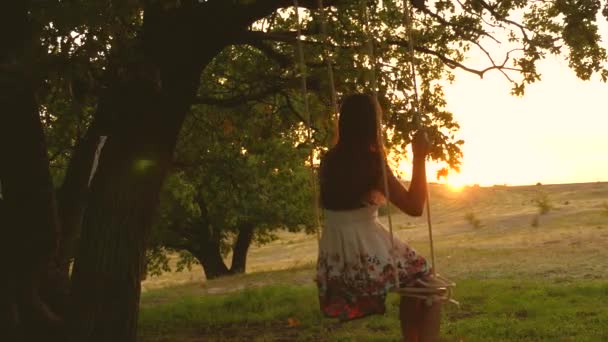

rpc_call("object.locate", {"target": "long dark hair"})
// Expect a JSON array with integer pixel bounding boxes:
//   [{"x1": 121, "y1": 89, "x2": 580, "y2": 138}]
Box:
[{"x1": 320, "y1": 93, "x2": 385, "y2": 210}]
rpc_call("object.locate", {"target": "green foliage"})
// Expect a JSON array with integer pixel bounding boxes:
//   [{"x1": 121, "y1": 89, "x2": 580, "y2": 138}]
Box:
[
  {"x1": 145, "y1": 246, "x2": 171, "y2": 277},
  {"x1": 145, "y1": 247, "x2": 199, "y2": 278},
  {"x1": 149, "y1": 94, "x2": 316, "y2": 273},
  {"x1": 191, "y1": 0, "x2": 608, "y2": 180},
  {"x1": 34, "y1": 1, "x2": 144, "y2": 175},
  {"x1": 34, "y1": 0, "x2": 608, "y2": 197}
]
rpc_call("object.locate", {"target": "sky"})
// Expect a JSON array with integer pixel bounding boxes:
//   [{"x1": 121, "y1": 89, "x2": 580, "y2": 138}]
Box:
[{"x1": 432, "y1": 54, "x2": 608, "y2": 187}]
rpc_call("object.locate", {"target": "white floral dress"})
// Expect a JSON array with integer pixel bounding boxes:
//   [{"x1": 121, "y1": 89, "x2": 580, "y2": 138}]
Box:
[{"x1": 316, "y1": 205, "x2": 431, "y2": 320}]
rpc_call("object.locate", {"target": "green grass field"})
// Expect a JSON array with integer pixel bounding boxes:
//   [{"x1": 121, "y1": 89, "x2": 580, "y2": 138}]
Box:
[
  {"x1": 139, "y1": 182, "x2": 608, "y2": 341},
  {"x1": 140, "y1": 279, "x2": 608, "y2": 341}
]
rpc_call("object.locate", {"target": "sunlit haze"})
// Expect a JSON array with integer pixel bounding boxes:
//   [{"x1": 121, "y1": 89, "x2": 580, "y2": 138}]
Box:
[{"x1": 392, "y1": 49, "x2": 608, "y2": 188}]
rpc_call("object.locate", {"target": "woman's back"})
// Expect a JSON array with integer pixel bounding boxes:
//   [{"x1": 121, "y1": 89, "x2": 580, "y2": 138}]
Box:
[{"x1": 319, "y1": 146, "x2": 382, "y2": 211}]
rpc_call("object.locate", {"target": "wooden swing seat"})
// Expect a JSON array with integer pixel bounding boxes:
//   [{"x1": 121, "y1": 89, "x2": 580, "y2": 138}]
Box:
[{"x1": 392, "y1": 274, "x2": 459, "y2": 306}]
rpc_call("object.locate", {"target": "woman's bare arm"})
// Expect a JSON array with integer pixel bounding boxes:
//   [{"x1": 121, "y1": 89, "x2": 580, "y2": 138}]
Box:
[
  {"x1": 386, "y1": 155, "x2": 427, "y2": 216},
  {"x1": 385, "y1": 131, "x2": 429, "y2": 216}
]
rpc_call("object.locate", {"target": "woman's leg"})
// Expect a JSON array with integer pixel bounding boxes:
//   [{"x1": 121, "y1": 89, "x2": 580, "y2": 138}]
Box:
[
  {"x1": 420, "y1": 300, "x2": 441, "y2": 342},
  {"x1": 399, "y1": 296, "x2": 421, "y2": 342},
  {"x1": 400, "y1": 296, "x2": 442, "y2": 342}
]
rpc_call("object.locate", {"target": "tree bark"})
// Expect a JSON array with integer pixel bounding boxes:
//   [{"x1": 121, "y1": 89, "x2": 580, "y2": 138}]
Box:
[
  {"x1": 52, "y1": 119, "x2": 104, "y2": 315},
  {"x1": 68, "y1": 8, "x2": 211, "y2": 339},
  {"x1": 230, "y1": 224, "x2": 255, "y2": 274},
  {"x1": 0, "y1": 3, "x2": 62, "y2": 340},
  {"x1": 195, "y1": 226, "x2": 230, "y2": 280},
  {"x1": 191, "y1": 193, "x2": 231, "y2": 279},
  {"x1": 69, "y1": 61, "x2": 201, "y2": 341},
  {"x1": 57, "y1": 122, "x2": 103, "y2": 267}
]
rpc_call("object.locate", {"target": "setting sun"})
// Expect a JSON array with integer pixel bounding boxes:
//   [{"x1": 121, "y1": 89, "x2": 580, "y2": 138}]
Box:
[{"x1": 446, "y1": 177, "x2": 466, "y2": 192}]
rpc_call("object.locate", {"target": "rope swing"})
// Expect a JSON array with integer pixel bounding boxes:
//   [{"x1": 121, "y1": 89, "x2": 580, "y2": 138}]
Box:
[
  {"x1": 317, "y1": 0, "x2": 339, "y2": 118},
  {"x1": 293, "y1": 0, "x2": 340, "y2": 242},
  {"x1": 357, "y1": 0, "x2": 458, "y2": 306},
  {"x1": 293, "y1": 0, "x2": 322, "y2": 240},
  {"x1": 389, "y1": 0, "x2": 457, "y2": 306}
]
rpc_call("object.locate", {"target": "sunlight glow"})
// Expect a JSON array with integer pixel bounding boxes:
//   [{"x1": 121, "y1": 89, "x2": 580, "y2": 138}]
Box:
[
  {"x1": 446, "y1": 176, "x2": 466, "y2": 192},
  {"x1": 387, "y1": 26, "x2": 608, "y2": 188},
  {"x1": 440, "y1": 53, "x2": 608, "y2": 186}
]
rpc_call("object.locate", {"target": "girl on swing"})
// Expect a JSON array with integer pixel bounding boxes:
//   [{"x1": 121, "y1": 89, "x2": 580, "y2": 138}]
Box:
[{"x1": 316, "y1": 93, "x2": 441, "y2": 341}]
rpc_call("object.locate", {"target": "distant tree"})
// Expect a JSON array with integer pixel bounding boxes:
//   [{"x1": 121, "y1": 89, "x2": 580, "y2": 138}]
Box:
[
  {"x1": 533, "y1": 190, "x2": 553, "y2": 215},
  {"x1": 531, "y1": 188, "x2": 552, "y2": 227},
  {"x1": 148, "y1": 100, "x2": 315, "y2": 279}
]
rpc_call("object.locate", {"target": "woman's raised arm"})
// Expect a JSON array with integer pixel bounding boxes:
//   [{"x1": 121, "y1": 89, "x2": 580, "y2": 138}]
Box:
[{"x1": 386, "y1": 131, "x2": 429, "y2": 216}]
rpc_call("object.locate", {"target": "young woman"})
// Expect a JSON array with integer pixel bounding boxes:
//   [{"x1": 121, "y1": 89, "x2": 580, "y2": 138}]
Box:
[{"x1": 316, "y1": 93, "x2": 441, "y2": 341}]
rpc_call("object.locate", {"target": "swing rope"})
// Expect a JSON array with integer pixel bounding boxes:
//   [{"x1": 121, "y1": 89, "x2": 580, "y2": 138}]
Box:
[
  {"x1": 396, "y1": 0, "x2": 457, "y2": 305},
  {"x1": 293, "y1": 0, "x2": 322, "y2": 240},
  {"x1": 403, "y1": 0, "x2": 437, "y2": 275},
  {"x1": 359, "y1": 0, "x2": 398, "y2": 288},
  {"x1": 359, "y1": 0, "x2": 456, "y2": 305},
  {"x1": 317, "y1": 0, "x2": 339, "y2": 118},
  {"x1": 295, "y1": 0, "x2": 342, "y2": 243}
]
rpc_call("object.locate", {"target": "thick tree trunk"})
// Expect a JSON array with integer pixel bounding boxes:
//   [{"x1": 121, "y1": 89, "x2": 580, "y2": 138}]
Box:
[
  {"x1": 68, "y1": 11, "x2": 211, "y2": 337},
  {"x1": 195, "y1": 229, "x2": 230, "y2": 280},
  {"x1": 230, "y1": 224, "x2": 255, "y2": 274},
  {"x1": 191, "y1": 223, "x2": 255, "y2": 278},
  {"x1": 69, "y1": 63, "x2": 200, "y2": 340},
  {"x1": 0, "y1": 2, "x2": 63, "y2": 341},
  {"x1": 57, "y1": 122, "x2": 103, "y2": 271},
  {"x1": 0, "y1": 84, "x2": 60, "y2": 340},
  {"x1": 51, "y1": 120, "x2": 104, "y2": 317},
  {"x1": 191, "y1": 196, "x2": 230, "y2": 279}
]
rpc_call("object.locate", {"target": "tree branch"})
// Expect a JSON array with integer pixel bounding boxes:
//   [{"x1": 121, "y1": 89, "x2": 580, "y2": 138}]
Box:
[
  {"x1": 279, "y1": 90, "x2": 320, "y2": 132},
  {"x1": 195, "y1": 75, "x2": 321, "y2": 107},
  {"x1": 418, "y1": 5, "x2": 501, "y2": 44},
  {"x1": 246, "y1": 41, "x2": 292, "y2": 68},
  {"x1": 387, "y1": 39, "x2": 523, "y2": 79},
  {"x1": 196, "y1": 83, "x2": 286, "y2": 106},
  {"x1": 477, "y1": 0, "x2": 531, "y2": 42}
]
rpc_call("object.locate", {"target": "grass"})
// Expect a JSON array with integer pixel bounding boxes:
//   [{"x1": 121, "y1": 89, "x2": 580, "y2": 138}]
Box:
[{"x1": 139, "y1": 279, "x2": 608, "y2": 341}]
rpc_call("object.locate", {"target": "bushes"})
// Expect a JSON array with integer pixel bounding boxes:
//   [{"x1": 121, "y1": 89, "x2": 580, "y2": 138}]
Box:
[
  {"x1": 464, "y1": 211, "x2": 482, "y2": 229},
  {"x1": 531, "y1": 188, "x2": 552, "y2": 227}
]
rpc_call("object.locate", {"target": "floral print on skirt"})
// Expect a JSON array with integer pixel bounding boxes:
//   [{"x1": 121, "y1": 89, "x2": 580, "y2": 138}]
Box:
[{"x1": 316, "y1": 205, "x2": 431, "y2": 321}]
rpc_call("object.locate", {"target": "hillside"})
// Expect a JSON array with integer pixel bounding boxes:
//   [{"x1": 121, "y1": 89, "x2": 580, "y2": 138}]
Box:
[{"x1": 142, "y1": 182, "x2": 608, "y2": 293}]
